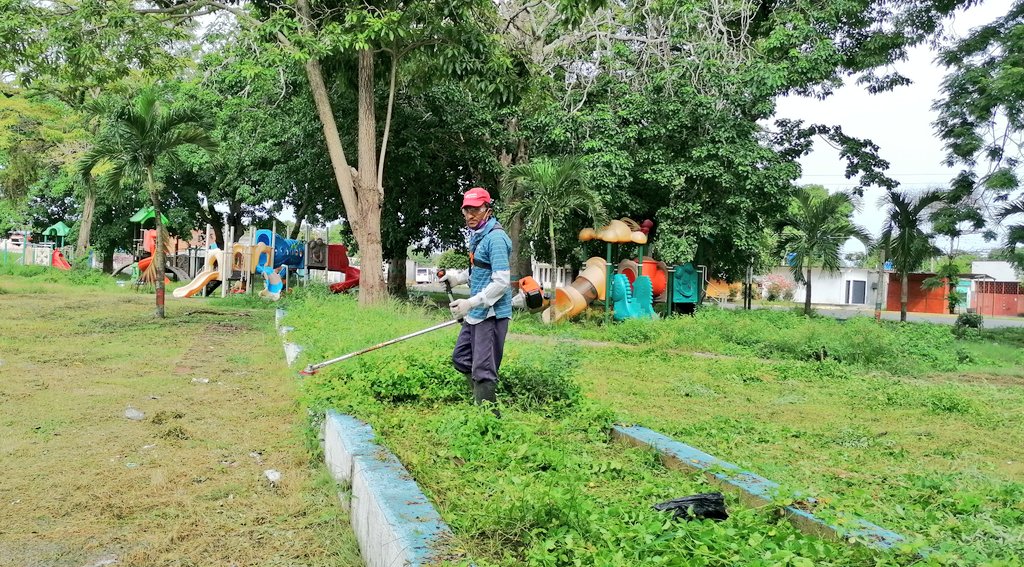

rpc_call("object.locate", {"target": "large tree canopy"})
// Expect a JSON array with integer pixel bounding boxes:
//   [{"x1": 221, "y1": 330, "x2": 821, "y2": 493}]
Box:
[
  {"x1": 10, "y1": 0, "x2": 1020, "y2": 296},
  {"x1": 934, "y1": 0, "x2": 1024, "y2": 264}
]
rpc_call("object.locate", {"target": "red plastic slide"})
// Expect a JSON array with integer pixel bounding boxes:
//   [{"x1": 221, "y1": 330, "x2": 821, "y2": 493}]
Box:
[
  {"x1": 329, "y1": 266, "x2": 361, "y2": 293},
  {"x1": 137, "y1": 256, "x2": 171, "y2": 284},
  {"x1": 52, "y1": 249, "x2": 72, "y2": 271}
]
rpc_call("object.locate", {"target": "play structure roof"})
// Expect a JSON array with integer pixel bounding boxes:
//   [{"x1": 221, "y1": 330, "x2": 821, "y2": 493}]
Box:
[
  {"x1": 43, "y1": 221, "x2": 71, "y2": 236},
  {"x1": 129, "y1": 206, "x2": 170, "y2": 225}
]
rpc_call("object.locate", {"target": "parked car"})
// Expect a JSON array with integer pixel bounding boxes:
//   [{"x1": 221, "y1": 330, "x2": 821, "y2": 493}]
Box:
[{"x1": 415, "y1": 267, "x2": 432, "y2": 284}]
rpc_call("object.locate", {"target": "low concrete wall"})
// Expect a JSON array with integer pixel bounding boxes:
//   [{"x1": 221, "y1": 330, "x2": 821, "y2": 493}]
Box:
[
  {"x1": 612, "y1": 424, "x2": 912, "y2": 552},
  {"x1": 275, "y1": 308, "x2": 455, "y2": 566},
  {"x1": 324, "y1": 411, "x2": 454, "y2": 567}
]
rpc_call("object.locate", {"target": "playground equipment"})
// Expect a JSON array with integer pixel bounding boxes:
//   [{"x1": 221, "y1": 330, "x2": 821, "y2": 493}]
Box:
[
  {"x1": 173, "y1": 229, "x2": 360, "y2": 300},
  {"x1": 256, "y1": 264, "x2": 286, "y2": 299},
  {"x1": 611, "y1": 272, "x2": 655, "y2": 320},
  {"x1": 42, "y1": 222, "x2": 73, "y2": 271},
  {"x1": 42, "y1": 221, "x2": 71, "y2": 248},
  {"x1": 306, "y1": 239, "x2": 360, "y2": 293},
  {"x1": 1, "y1": 222, "x2": 75, "y2": 271},
  {"x1": 172, "y1": 249, "x2": 225, "y2": 298},
  {"x1": 112, "y1": 208, "x2": 195, "y2": 283},
  {"x1": 542, "y1": 218, "x2": 653, "y2": 323},
  {"x1": 542, "y1": 257, "x2": 607, "y2": 323},
  {"x1": 173, "y1": 242, "x2": 275, "y2": 298},
  {"x1": 51, "y1": 249, "x2": 72, "y2": 270},
  {"x1": 540, "y1": 217, "x2": 703, "y2": 323}
]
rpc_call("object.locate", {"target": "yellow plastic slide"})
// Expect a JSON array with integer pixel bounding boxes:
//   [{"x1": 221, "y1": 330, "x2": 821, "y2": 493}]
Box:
[
  {"x1": 542, "y1": 257, "x2": 607, "y2": 323},
  {"x1": 172, "y1": 268, "x2": 220, "y2": 298},
  {"x1": 174, "y1": 250, "x2": 226, "y2": 298}
]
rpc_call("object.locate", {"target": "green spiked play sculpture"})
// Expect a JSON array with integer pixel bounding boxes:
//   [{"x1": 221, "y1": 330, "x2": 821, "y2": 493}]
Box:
[{"x1": 611, "y1": 273, "x2": 655, "y2": 321}]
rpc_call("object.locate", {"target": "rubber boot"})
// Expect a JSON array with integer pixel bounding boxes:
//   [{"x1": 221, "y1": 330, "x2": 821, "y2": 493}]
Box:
[{"x1": 473, "y1": 379, "x2": 500, "y2": 417}]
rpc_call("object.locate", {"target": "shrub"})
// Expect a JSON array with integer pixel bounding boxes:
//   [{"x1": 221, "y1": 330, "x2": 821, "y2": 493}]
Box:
[
  {"x1": 727, "y1": 282, "x2": 742, "y2": 300},
  {"x1": 361, "y1": 348, "x2": 466, "y2": 404},
  {"x1": 435, "y1": 249, "x2": 469, "y2": 270},
  {"x1": 499, "y1": 346, "x2": 582, "y2": 411},
  {"x1": 953, "y1": 312, "x2": 984, "y2": 339},
  {"x1": 923, "y1": 387, "x2": 976, "y2": 415},
  {"x1": 607, "y1": 318, "x2": 658, "y2": 345}
]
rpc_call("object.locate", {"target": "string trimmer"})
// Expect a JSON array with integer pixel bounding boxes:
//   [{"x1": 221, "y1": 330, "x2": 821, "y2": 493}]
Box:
[{"x1": 298, "y1": 272, "x2": 463, "y2": 376}]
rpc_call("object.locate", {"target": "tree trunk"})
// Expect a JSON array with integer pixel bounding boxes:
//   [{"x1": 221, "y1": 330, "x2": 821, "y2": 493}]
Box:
[
  {"x1": 500, "y1": 118, "x2": 533, "y2": 285},
  {"x1": 101, "y1": 252, "x2": 113, "y2": 274},
  {"x1": 205, "y1": 201, "x2": 224, "y2": 249},
  {"x1": 900, "y1": 272, "x2": 908, "y2": 322},
  {"x1": 300, "y1": 45, "x2": 387, "y2": 305},
  {"x1": 804, "y1": 266, "x2": 812, "y2": 316},
  {"x1": 148, "y1": 171, "x2": 166, "y2": 319},
  {"x1": 76, "y1": 185, "x2": 96, "y2": 257},
  {"x1": 355, "y1": 49, "x2": 387, "y2": 304},
  {"x1": 548, "y1": 216, "x2": 558, "y2": 294},
  {"x1": 288, "y1": 201, "x2": 309, "y2": 240},
  {"x1": 354, "y1": 192, "x2": 386, "y2": 304},
  {"x1": 387, "y1": 250, "x2": 408, "y2": 297},
  {"x1": 508, "y1": 213, "x2": 531, "y2": 285}
]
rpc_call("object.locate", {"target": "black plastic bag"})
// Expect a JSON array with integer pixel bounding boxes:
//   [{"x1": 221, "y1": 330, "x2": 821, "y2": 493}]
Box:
[{"x1": 653, "y1": 492, "x2": 728, "y2": 521}]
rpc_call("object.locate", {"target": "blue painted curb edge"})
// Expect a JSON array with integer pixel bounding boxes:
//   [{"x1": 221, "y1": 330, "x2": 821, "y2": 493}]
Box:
[
  {"x1": 325, "y1": 410, "x2": 454, "y2": 567},
  {"x1": 275, "y1": 308, "x2": 456, "y2": 566},
  {"x1": 612, "y1": 424, "x2": 913, "y2": 553}
]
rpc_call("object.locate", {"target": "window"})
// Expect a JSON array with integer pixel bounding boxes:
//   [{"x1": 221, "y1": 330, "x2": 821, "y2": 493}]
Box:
[{"x1": 845, "y1": 280, "x2": 866, "y2": 304}]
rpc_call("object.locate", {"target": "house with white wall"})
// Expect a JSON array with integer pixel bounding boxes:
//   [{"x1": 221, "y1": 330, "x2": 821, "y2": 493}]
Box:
[
  {"x1": 971, "y1": 260, "x2": 1021, "y2": 283},
  {"x1": 766, "y1": 266, "x2": 886, "y2": 308}
]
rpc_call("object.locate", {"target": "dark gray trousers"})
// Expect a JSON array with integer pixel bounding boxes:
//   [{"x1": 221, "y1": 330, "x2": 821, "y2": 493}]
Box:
[{"x1": 451, "y1": 317, "x2": 510, "y2": 383}]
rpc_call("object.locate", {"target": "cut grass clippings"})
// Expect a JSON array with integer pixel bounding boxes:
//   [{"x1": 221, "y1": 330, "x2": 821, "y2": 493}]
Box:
[{"x1": 0, "y1": 276, "x2": 360, "y2": 566}]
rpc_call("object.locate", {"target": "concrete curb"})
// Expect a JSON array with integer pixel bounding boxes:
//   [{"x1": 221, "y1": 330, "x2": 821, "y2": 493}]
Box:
[
  {"x1": 325, "y1": 411, "x2": 454, "y2": 567},
  {"x1": 612, "y1": 424, "x2": 912, "y2": 553},
  {"x1": 275, "y1": 308, "x2": 456, "y2": 567},
  {"x1": 275, "y1": 309, "x2": 302, "y2": 365}
]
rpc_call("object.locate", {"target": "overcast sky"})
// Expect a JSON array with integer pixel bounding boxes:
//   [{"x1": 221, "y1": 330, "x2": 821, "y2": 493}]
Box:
[{"x1": 773, "y1": 0, "x2": 1015, "y2": 255}]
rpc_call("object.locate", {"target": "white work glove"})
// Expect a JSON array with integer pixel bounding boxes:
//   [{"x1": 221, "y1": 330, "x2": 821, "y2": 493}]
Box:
[
  {"x1": 438, "y1": 269, "x2": 469, "y2": 286},
  {"x1": 511, "y1": 290, "x2": 526, "y2": 309},
  {"x1": 449, "y1": 299, "x2": 473, "y2": 320}
]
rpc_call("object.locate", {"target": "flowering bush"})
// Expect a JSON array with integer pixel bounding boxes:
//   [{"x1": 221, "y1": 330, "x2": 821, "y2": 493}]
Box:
[{"x1": 763, "y1": 274, "x2": 796, "y2": 301}]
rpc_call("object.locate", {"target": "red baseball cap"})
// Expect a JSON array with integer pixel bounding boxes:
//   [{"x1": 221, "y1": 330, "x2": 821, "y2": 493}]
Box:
[{"x1": 462, "y1": 187, "x2": 492, "y2": 208}]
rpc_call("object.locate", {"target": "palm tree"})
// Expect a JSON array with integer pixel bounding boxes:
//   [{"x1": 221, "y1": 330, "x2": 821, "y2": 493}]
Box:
[
  {"x1": 877, "y1": 190, "x2": 944, "y2": 322},
  {"x1": 778, "y1": 190, "x2": 872, "y2": 316},
  {"x1": 502, "y1": 156, "x2": 606, "y2": 294},
  {"x1": 80, "y1": 87, "x2": 215, "y2": 318}
]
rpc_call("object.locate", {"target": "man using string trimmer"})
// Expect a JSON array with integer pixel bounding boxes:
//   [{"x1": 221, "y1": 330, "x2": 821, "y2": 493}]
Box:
[{"x1": 438, "y1": 188, "x2": 513, "y2": 412}]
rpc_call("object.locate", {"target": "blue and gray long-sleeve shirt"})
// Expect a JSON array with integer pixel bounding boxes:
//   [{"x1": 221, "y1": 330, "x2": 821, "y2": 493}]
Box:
[{"x1": 465, "y1": 217, "x2": 513, "y2": 324}]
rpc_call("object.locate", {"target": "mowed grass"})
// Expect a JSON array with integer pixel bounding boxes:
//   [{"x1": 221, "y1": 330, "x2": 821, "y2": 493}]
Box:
[
  {"x1": 0, "y1": 276, "x2": 360, "y2": 567},
  {"x1": 285, "y1": 291, "x2": 1024, "y2": 564},
  {"x1": 517, "y1": 310, "x2": 1024, "y2": 562}
]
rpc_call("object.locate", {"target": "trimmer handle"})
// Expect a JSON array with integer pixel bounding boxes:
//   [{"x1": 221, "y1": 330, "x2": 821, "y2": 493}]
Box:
[{"x1": 436, "y1": 269, "x2": 454, "y2": 299}]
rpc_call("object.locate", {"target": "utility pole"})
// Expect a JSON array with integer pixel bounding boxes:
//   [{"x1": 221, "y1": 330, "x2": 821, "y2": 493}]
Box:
[{"x1": 875, "y1": 243, "x2": 888, "y2": 321}]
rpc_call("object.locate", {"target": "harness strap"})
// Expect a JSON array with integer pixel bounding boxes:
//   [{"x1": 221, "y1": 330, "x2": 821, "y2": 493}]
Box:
[
  {"x1": 469, "y1": 226, "x2": 504, "y2": 274},
  {"x1": 473, "y1": 256, "x2": 492, "y2": 270}
]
